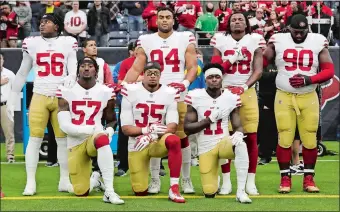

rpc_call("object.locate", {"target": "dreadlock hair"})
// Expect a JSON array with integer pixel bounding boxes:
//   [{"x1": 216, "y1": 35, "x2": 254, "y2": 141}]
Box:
[
  {"x1": 225, "y1": 12, "x2": 252, "y2": 35},
  {"x1": 76, "y1": 56, "x2": 99, "y2": 78}
]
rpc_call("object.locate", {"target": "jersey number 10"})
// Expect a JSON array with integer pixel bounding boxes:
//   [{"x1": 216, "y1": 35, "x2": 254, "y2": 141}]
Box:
[
  {"x1": 36, "y1": 53, "x2": 64, "y2": 77},
  {"x1": 203, "y1": 110, "x2": 223, "y2": 135}
]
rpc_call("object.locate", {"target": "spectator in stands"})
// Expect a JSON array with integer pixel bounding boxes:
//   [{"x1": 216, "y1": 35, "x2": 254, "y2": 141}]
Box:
[
  {"x1": 232, "y1": 1, "x2": 242, "y2": 13},
  {"x1": 309, "y1": 1, "x2": 333, "y2": 39},
  {"x1": 275, "y1": 0, "x2": 290, "y2": 20},
  {"x1": 214, "y1": 0, "x2": 232, "y2": 31},
  {"x1": 64, "y1": 1, "x2": 87, "y2": 43},
  {"x1": 249, "y1": 8, "x2": 265, "y2": 35},
  {"x1": 175, "y1": 0, "x2": 203, "y2": 34},
  {"x1": 142, "y1": 0, "x2": 165, "y2": 33},
  {"x1": 240, "y1": 0, "x2": 250, "y2": 12},
  {"x1": 244, "y1": 0, "x2": 258, "y2": 19},
  {"x1": 332, "y1": 5, "x2": 339, "y2": 46},
  {"x1": 106, "y1": 0, "x2": 122, "y2": 31},
  {"x1": 0, "y1": 52, "x2": 16, "y2": 163},
  {"x1": 14, "y1": 1, "x2": 32, "y2": 40},
  {"x1": 0, "y1": 2, "x2": 18, "y2": 48},
  {"x1": 38, "y1": 0, "x2": 64, "y2": 24},
  {"x1": 30, "y1": 1, "x2": 43, "y2": 32},
  {"x1": 122, "y1": 1, "x2": 146, "y2": 32},
  {"x1": 195, "y1": 2, "x2": 218, "y2": 45},
  {"x1": 59, "y1": 1, "x2": 72, "y2": 15},
  {"x1": 87, "y1": 0, "x2": 111, "y2": 47},
  {"x1": 285, "y1": 1, "x2": 306, "y2": 26},
  {"x1": 264, "y1": 11, "x2": 284, "y2": 40}
]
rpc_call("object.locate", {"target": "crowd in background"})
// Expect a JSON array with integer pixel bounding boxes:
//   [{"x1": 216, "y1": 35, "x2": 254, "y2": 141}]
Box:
[{"x1": 0, "y1": 0, "x2": 339, "y2": 48}]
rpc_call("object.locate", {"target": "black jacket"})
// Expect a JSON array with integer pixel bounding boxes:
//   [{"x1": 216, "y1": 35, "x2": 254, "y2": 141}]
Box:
[
  {"x1": 122, "y1": 1, "x2": 146, "y2": 16},
  {"x1": 258, "y1": 70, "x2": 278, "y2": 110},
  {"x1": 87, "y1": 6, "x2": 111, "y2": 36}
]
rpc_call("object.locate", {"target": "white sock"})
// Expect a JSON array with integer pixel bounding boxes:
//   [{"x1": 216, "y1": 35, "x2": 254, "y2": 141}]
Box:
[
  {"x1": 234, "y1": 142, "x2": 249, "y2": 193},
  {"x1": 181, "y1": 146, "x2": 191, "y2": 179},
  {"x1": 56, "y1": 138, "x2": 69, "y2": 182},
  {"x1": 25, "y1": 137, "x2": 43, "y2": 187},
  {"x1": 222, "y1": 172, "x2": 231, "y2": 186},
  {"x1": 97, "y1": 145, "x2": 114, "y2": 192},
  {"x1": 247, "y1": 173, "x2": 256, "y2": 185},
  {"x1": 150, "y1": 158, "x2": 161, "y2": 180},
  {"x1": 170, "y1": 178, "x2": 179, "y2": 186}
]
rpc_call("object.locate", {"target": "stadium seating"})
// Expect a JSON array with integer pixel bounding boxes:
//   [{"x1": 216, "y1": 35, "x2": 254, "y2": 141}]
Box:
[
  {"x1": 109, "y1": 39, "x2": 128, "y2": 47},
  {"x1": 109, "y1": 31, "x2": 128, "y2": 39},
  {"x1": 129, "y1": 31, "x2": 145, "y2": 39}
]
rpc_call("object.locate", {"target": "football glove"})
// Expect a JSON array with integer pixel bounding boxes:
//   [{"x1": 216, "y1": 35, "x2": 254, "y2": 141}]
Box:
[
  {"x1": 167, "y1": 80, "x2": 190, "y2": 93},
  {"x1": 230, "y1": 131, "x2": 245, "y2": 146},
  {"x1": 289, "y1": 74, "x2": 312, "y2": 88},
  {"x1": 134, "y1": 133, "x2": 158, "y2": 151},
  {"x1": 227, "y1": 84, "x2": 248, "y2": 95},
  {"x1": 63, "y1": 75, "x2": 77, "y2": 88},
  {"x1": 105, "y1": 83, "x2": 123, "y2": 93},
  {"x1": 208, "y1": 108, "x2": 222, "y2": 123},
  {"x1": 105, "y1": 127, "x2": 115, "y2": 143},
  {"x1": 228, "y1": 48, "x2": 246, "y2": 64},
  {"x1": 142, "y1": 123, "x2": 167, "y2": 135}
]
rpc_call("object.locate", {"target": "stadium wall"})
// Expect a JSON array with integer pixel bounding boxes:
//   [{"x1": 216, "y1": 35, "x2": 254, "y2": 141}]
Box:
[{"x1": 0, "y1": 47, "x2": 339, "y2": 142}]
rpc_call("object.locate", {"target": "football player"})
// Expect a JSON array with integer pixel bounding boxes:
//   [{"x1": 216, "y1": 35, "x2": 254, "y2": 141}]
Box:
[
  {"x1": 184, "y1": 63, "x2": 251, "y2": 203},
  {"x1": 123, "y1": 7, "x2": 198, "y2": 194},
  {"x1": 56, "y1": 57, "x2": 124, "y2": 204},
  {"x1": 6, "y1": 13, "x2": 77, "y2": 196},
  {"x1": 120, "y1": 62, "x2": 185, "y2": 203},
  {"x1": 210, "y1": 12, "x2": 264, "y2": 195},
  {"x1": 263, "y1": 14, "x2": 334, "y2": 193}
]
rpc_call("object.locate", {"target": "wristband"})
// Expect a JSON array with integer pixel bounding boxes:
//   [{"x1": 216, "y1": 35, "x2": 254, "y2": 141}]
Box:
[{"x1": 182, "y1": 80, "x2": 190, "y2": 88}]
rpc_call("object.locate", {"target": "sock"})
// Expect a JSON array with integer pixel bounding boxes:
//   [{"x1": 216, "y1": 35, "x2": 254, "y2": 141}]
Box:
[
  {"x1": 56, "y1": 137, "x2": 69, "y2": 182},
  {"x1": 96, "y1": 135, "x2": 114, "y2": 192},
  {"x1": 245, "y1": 133, "x2": 258, "y2": 173},
  {"x1": 165, "y1": 135, "x2": 182, "y2": 179},
  {"x1": 221, "y1": 160, "x2": 231, "y2": 173},
  {"x1": 25, "y1": 137, "x2": 43, "y2": 188},
  {"x1": 234, "y1": 142, "x2": 249, "y2": 193},
  {"x1": 221, "y1": 172, "x2": 231, "y2": 186},
  {"x1": 302, "y1": 146, "x2": 317, "y2": 177},
  {"x1": 276, "y1": 145, "x2": 292, "y2": 177},
  {"x1": 150, "y1": 158, "x2": 161, "y2": 180},
  {"x1": 170, "y1": 178, "x2": 179, "y2": 186},
  {"x1": 180, "y1": 137, "x2": 191, "y2": 179}
]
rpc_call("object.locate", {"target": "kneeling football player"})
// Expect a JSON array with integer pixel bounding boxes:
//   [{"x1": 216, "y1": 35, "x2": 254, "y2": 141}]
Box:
[
  {"x1": 120, "y1": 62, "x2": 185, "y2": 203},
  {"x1": 184, "y1": 63, "x2": 251, "y2": 203},
  {"x1": 57, "y1": 57, "x2": 124, "y2": 204}
]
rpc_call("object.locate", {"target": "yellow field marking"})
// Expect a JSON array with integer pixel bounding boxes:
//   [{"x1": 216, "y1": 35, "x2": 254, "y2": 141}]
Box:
[{"x1": 2, "y1": 195, "x2": 339, "y2": 201}]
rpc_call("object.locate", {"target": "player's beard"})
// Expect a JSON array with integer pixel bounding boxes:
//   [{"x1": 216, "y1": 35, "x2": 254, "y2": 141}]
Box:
[{"x1": 159, "y1": 26, "x2": 172, "y2": 33}]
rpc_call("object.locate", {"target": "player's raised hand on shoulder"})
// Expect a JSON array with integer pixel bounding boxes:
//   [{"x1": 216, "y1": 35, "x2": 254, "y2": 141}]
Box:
[
  {"x1": 105, "y1": 83, "x2": 123, "y2": 93},
  {"x1": 289, "y1": 74, "x2": 312, "y2": 88},
  {"x1": 167, "y1": 82, "x2": 186, "y2": 93}
]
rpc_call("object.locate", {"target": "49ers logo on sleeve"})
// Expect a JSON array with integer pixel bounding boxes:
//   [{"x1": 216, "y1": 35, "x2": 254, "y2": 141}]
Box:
[{"x1": 321, "y1": 76, "x2": 340, "y2": 110}]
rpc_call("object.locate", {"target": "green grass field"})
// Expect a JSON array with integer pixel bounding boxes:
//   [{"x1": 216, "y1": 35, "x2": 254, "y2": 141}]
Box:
[{"x1": 1, "y1": 142, "x2": 339, "y2": 211}]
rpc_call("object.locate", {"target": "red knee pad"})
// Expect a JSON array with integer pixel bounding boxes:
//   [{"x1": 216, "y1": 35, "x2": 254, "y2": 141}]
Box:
[
  {"x1": 180, "y1": 137, "x2": 189, "y2": 148},
  {"x1": 95, "y1": 134, "x2": 110, "y2": 149},
  {"x1": 165, "y1": 135, "x2": 181, "y2": 149},
  {"x1": 134, "y1": 189, "x2": 148, "y2": 196}
]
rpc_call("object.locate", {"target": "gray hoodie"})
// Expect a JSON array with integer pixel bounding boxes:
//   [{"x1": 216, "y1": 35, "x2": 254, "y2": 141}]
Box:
[{"x1": 14, "y1": 5, "x2": 32, "y2": 29}]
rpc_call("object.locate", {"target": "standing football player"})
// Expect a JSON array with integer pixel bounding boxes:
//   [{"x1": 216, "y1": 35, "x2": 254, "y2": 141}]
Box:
[
  {"x1": 210, "y1": 12, "x2": 264, "y2": 195},
  {"x1": 124, "y1": 7, "x2": 198, "y2": 194},
  {"x1": 184, "y1": 63, "x2": 251, "y2": 203},
  {"x1": 121, "y1": 62, "x2": 185, "y2": 203},
  {"x1": 6, "y1": 13, "x2": 77, "y2": 196},
  {"x1": 263, "y1": 14, "x2": 334, "y2": 193},
  {"x1": 57, "y1": 57, "x2": 124, "y2": 204}
]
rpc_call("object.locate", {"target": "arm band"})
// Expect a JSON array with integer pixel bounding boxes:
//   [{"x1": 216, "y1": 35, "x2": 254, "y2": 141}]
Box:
[
  {"x1": 310, "y1": 62, "x2": 334, "y2": 84},
  {"x1": 211, "y1": 55, "x2": 223, "y2": 64}
]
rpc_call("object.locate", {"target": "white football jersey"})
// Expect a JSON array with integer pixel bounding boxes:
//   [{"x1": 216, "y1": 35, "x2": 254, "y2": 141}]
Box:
[
  {"x1": 185, "y1": 89, "x2": 241, "y2": 155},
  {"x1": 137, "y1": 31, "x2": 196, "y2": 101},
  {"x1": 210, "y1": 33, "x2": 266, "y2": 87},
  {"x1": 22, "y1": 36, "x2": 78, "y2": 96},
  {"x1": 269, "y1": 33, "x2": 328, "y2": 94},
  {"x1": 56, "y1": 83, "x2": 115, "y2": 148},
  {"x1": 120, "y1": 82, "x2": 179, "y2": 152},
  {"x1": 64, "y1": 10, "x2": 87, "y2": 37}
]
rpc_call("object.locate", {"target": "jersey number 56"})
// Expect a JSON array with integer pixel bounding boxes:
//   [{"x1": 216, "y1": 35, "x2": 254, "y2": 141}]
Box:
[{"x1": 36, "y1": 53, "x2": 64, "y2": 77}]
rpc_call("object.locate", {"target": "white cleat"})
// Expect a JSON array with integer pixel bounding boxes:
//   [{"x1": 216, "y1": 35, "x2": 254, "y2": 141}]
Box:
[
  {"x1": 90, "y1": 171, "x2": 105, "y2": 192},
  {"x1": 58, "y1": 180, "x2": 74, "y2": 193},
  {"x1": 169, "y1": 185, "x2": 185, "y2": 203},
  {"x1": 236, "y1": 190, "x2": 252, "y2": 204},
  {"x1": 103, "y1": 190, "x2": 124, "y2": 205},
  {"x1": 148, "y1": 178, "x2": 161, "y2": 194},
  {"x1": 181, "y1": 178, "x2": 195, "y2": 194},
  {"x1": 191, "y1": 158, "x2": 199, "y2": 166},
  {"x1": 22, "y1": 184, "x2": 36, "y2": 196},
  {"x1": 218, "y1": 176, "x2": 232, "y2": 195},
  {"x1": 246, "y1": 183, "x2": 259, "y2": 195}
]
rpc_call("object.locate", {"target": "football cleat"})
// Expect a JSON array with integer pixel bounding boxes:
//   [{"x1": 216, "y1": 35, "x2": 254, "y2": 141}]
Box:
[
  {"x1": 169, "y1": 184, "x2": 185, "y2": 203},
  {"x1": 181, "y1": 178, "x2": 195, "y2": 194},
  {"x1": 246, "y1": 182, "x2": 259, "y2": 195},
  {"x1": 191, "y1": 158, "x2": 199, "y2": 166},
  {"x1": 303, "y1": 175, "x2": 320, "y2": 193},
  {"x1": 22, "y1": 184, "x2": 36, "y2": 196},
  {"x1": 58, "y1": 179, "x2": 74, "y2": 193},
  {"x1": 278, "y1": 176, "x2": 291, "y2": 193},
  {"x1": 90, "y1": 171, "x2": 105, "y2": 192},
  {"x1": 290, "y1": 164, "x2": 304, "y2": 175},
  {"x1": 236, "y1": 190, "x2": 252, "y2": 204},
  {"x1": 103, "y1": 190, "x2": 124, "y2": 204},
  {"x1": 218, "y1": 176, "x2": 232, "y2": 195},
  {"x1": 148, "y1": 178, "x2": 161, "y2": 194}
]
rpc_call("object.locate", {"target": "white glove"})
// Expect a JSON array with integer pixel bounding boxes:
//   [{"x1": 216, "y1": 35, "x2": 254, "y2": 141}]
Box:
[
  {"x1": 134, "y1": 133, "x2": 158, "y2": 151},
  {"x1": 142, "y1": 123, "x2": 167, "y2": 135},
  {"x1": 105, "y1": 127, "x2": 115, "y2": 143},
  {"x1": 63, "y1": 75, "x2": 77, "y2": 88},
  {"x1": 6, "y1": 92, "x2": 20, "y2": 122},
  {"x1": 208, "y1": 109, "x2": 222, "y2": 123},
  {"x1": 228, "y1": 49, "x2": 245, "y2": 64},
  {"x1": 230, "y1": 131, "x2": 245, "y2": 146}
]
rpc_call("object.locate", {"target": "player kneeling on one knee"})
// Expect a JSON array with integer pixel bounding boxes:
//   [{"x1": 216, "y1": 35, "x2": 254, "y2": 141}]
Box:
[
  {"x1": 121, "y1": 61, "x2": 185, "y2": 203},
  {"x1": 184, "y1": 63, "x2": 252, "y2": 203},
  {"x1": 57, "y1": 57, "x2": 124, "y2": 204}
]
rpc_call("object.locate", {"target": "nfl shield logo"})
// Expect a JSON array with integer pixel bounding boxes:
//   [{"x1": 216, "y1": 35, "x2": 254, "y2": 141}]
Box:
[
  {"x1": 85, "y1": 91, "x2": 89, "y2": 95},
  {"x1": 213, "y1": 101, "x2": 216, "y2": 104},
  {"x1": 150, "y1": 94, "x2": 153, "y2": 98}
]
